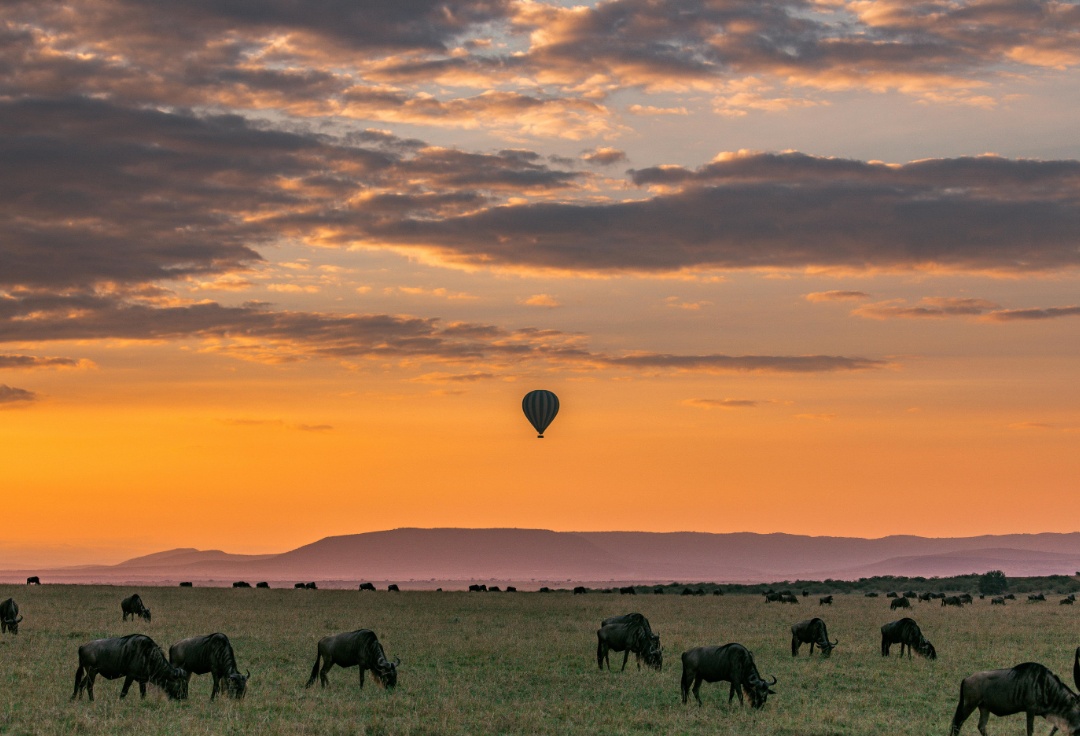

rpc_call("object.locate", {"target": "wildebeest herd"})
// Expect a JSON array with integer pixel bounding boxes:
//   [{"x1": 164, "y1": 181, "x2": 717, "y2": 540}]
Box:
[{"x1": 5, "y1": 586, "x2": 1080, "y2": 735}]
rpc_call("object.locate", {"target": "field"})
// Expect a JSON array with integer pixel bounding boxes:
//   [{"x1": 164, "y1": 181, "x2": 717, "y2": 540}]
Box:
[{"x1": 1, "y1": 584, "x2": 1078, "y2": 735}]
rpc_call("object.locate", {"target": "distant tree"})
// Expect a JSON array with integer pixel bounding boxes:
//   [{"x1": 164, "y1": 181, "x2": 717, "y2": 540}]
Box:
[{"x1": 979, "y1": 570, "x2": 1008, "y2": 595}]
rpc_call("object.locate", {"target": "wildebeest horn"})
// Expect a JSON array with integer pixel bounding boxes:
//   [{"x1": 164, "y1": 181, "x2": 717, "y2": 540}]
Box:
[
  {"x1": 831, "y1": 637, "x2": 839, "y2": 646},
  {"x1": 767, "y1": 675, "x2": 778, "y2": 686},
  {"x1": 245, "y1": 669, "x2": 251, "y2": 679},
  {"x1": 14, "y1": 615, "x2": 23, "y2": 623},
  {"x1": 393, "y1": 656, "x2": 401, "y2": 666}
]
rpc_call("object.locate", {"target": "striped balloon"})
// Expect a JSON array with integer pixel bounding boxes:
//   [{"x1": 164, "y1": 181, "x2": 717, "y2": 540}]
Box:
[{"x1": 522, "y1": 390, "x2": 559, "y2": 438}]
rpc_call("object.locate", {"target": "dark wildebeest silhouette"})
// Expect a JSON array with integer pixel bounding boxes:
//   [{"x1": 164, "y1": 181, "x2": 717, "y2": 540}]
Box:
[
  {"x1": 71, "y1": 634, "x2": 187, "y2": 701},
  {"x1": 469, "y1": 584, "x2": 487, "y2": 592},
  {"x1": 881, "y1": 618, "x2": 936, "y2": 659},
  {"x1": 169, "y1": 633, "x2": 249, "y2": 700},
  {"x1": 891, "y1": 596, "x2": 912, "y2": 610},
  {"x1": 294, "y1": 583, "x2": 306, "y2": 589},
  {"x1": 949, "y1": 656, "x2": 1080, "y2": 735},
  {"x1": 121, "y1": 594, "x2": 151, "y2": 622},
  {"x1": 505, "y1": 586, "x2": 517, "y2": 592},
  {"x1": 232, "y1": 581, "x2": 251, "y2": 588},
  {"x1": 387, "y1": 584, "x2": 399, "y2": 592},
  {"x1": 943, "y1": 596, "x2": 965, "y2": 607},
  {"x1": 764, "y1": 592, "x2": 781, "y2": 603},
  {"x1": 680, "y1": 643, "x2": 777, "y2": 708},
  {"x1": 489, "y1": 586, "x2": 501, "y2": 592},
  {"x1": 305, "y1": 582, "x2": 317, "y2": 590},
  {"x1": 919, "y1": 591, "x2": 933, "y2": 602},
  {"x1": 597, "y1": 613, "x2": 662, "y2": 671},
  {"x1": 779, "y1": 593, "x2": 800, "y2": 604},
  {"x1": 991, "y1": 596, "x2": 1006, "y2": 605},
  {"x1": 887, "y1": 592, "x2": 899, "y2": 598},
  {"x1": 790, "y1": 618, "x2": 837, "y2": 657},
  {"x1": 359, "y1": 582, "x2": 376, "y2": 591},
  {"x1": 1, "y1": 598, "x2": 23, "y2": 634},
  {"x1": 573, "y1": 586, "x2": 587, "y2": 595},
  {"x1": 179, "y1": 582, "x2": 193, "y2": 588},
  {"x1": 620, "y1": 586, "x2": 637, "y2": 595},
  {"x1": 256, "y1": 582, "x2": 269, "y2": 589},
  {"x1": 305, "y1": 629, "x2": 398, "y2": 690},
  {"x1": 1029, "y1": 594, "x2": 1047, "y2": 602},
  {"x1": 959, "y1": 593, "x2": 974, "y2": 604},
  {"x1": 25, "y1": 576, "x2": 40, "y2": 585},
  {"x1": 819, "y1": 595, "x2": 833, "y2": 606}
]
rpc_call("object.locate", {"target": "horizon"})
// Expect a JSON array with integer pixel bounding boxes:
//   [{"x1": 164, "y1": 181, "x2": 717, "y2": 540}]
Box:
[{"x1": 3, "y1": 2, "x2": 1080, "y2": 561}]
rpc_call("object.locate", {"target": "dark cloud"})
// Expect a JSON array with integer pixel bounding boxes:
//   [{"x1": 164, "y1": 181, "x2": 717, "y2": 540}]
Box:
[
  {"x1": 0, "y1": 384, "x2": 37, "y2": 405},
  {"x1": 582, "y1": 147, "x2": 628, "y2": 165},
  {"x1": 0, "y1": 354, "x2": 83, "y2": 369},
  {"x1": 986, "y1": 306, "x2": 1080, "y2": 321},
  {"x1": 854, "y1": 297, "x2": 1000, "y2": 320},
  {"x1": 806, "y1": 291, "x2": 872, "y2": 302},
  {"x1": 684, "y1": 398, "x2": 761, "y2": 409}
]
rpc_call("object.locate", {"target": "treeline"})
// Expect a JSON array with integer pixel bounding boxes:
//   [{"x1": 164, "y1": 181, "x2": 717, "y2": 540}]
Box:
[{"x1": 581, "y1": 573, "x2": 1080, "y2": 597}]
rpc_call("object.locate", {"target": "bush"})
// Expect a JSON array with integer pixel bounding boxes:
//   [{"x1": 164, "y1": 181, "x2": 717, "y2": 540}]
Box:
[{"x1": 979, "y1": 570, "x2": 1008, "y2": 595}]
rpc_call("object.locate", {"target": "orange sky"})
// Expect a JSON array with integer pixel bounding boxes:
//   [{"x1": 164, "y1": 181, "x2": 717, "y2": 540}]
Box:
[{"x1": 2, "y1": 1, "x2": 1080, "y2": 566}]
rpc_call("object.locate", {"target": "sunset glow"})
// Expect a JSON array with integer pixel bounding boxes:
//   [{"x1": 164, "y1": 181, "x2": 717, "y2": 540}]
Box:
[{"x1": 3, "y1": 0, "x2": 1080, "y2": 566}]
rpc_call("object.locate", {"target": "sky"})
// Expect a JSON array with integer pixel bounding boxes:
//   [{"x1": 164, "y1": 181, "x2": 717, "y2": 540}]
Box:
[{"x1": 3, "y1": 0, "x2": 1080, "y2": 566}]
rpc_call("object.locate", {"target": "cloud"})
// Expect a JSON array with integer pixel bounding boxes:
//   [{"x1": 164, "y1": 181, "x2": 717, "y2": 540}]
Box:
[
  {"x1": 0, "y1": 384, "x2": 37, "y2": 405},
  {"x1": 805, "y1": 291, "x2": 871, "y2": 303},
  {"x1": 683, "y1": 398, "x2": 762, "y2": 409},
  {"x1": 853, "y1": 297, "x2": 1000, "y2": 320},
  {"x1": 0, "y1": 354, "x2": 85, "y2": 369},
  {"x1": 985, "y1": 306, "x2": 1080, "y2": 322},
  {"x1": 582, "y1": 147, "x2": 628, "y2": 166},
  {"x1": 519, "y1": 294, "x2": 561, "y2": 308}
]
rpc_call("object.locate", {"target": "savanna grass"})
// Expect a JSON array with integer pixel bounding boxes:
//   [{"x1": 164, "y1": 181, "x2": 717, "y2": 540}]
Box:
[{"x1": 1, "y1": 584, "x2": 1078, "y2": 735}]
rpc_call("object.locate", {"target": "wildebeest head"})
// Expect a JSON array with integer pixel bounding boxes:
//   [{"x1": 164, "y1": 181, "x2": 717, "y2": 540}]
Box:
[
  {"x1": 918, "y1": 639, "x2": 937, "y2": 660},
  {"x1": 643, "y1": 634, "x2": 663, "y2": 671},
  {"x1": 820, "y1": 637, "x2": 838, "y2": 658},
  {"x1": 141, "y1": 608, "x2": 152, "y2": 623},
  {"x1": 372, "y1": 657, "x2": 400, "y2": 690},
  {"x1": 746, "y1": 675, "x2": 778, "y2": 709},
  {"x1": 2, "y1": 614, "x2": 23, "y2": 635},
  {"x1": 226, "y1": 670, "x2": 250, "y2": 699},
  {"x1": 164, "y1": 666, "x2": 188, "y2": 700}
]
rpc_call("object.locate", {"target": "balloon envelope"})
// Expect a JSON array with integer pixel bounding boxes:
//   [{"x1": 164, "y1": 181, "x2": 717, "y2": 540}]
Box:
[{"x1": 522, "y1": 390, "x2": 559, "y2": 438}]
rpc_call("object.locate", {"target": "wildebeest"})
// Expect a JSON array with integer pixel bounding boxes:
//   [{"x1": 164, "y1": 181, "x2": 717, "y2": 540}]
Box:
[
  {"x1": 680, "y1": 643, "x2": 777, "y2": 708},
  {"x1": 819, "y1": 595, "x2": 833, "y2": 606},
  {"x1": 1029, "y1": 594, "x2": 1047, "y2": 602},
  {"x1": 943, "y1": 596, "x2": 966, "y2": 607},
  {"x1": 904, "y1": 590, "x2": 918, "y2": 598},
  {"x1": 991, "y1": 597, "x2": 1006, "y2": 605},
  {"x1": 121, "y1": 594, "x2": 151, "y2": 622},
  {"x1": 26, "y1": 576, "x2": 40, "y2": 585},
  {"x1": 790, "y1": 618, "x2": 838, "y2": 658},
  {"x1": 359, "y1": 582, "x2": 376, "y2": 591},
  {"x1": 887, "y1": 591, "x2": 899, "y2": 598},
  {"x1": 305, "y1": 582, "x2": 317, "y2": 590},
  {"x1": 573, "y1": 586, "x2": 587, "y2": 595},
  {"x1": 802, "y1": 589, "x2": 809, "y2": 598},
  {"x1": 387, "y1": 584, "x2": 399, "y2": 592},
  {"x1": 71, "y1": 634, "x2": 187, "y2": 701},
  {"x1": 919, "y1": 591, "x2": 933, "y2": 602},
  {"x1": 505, "y1": 586, "x2": 517, "y2": 592},
  {"x1": 891, "y1": 596, "x2": 912, "y2": 610},
  {"x1": 620, "y1": 586, "x2": 637, "y2": 595},
  {"x1": 256, "y1": 582, "x2": 269, "y2": 589},
  {"x1": 1062, "y1": 598, "x2": 1075, "y2": 605},
  {"x1": 294, "y1": 582, "x2": 306, "y2": 589},
  {"x1": 779, "y1": 593, "x2": 800, "y2": 604},
  {"x1": 881, "y1": 618, "x2": 936, "y2": 659},
  {"x1": 1, "y1": 598, "x2": 23, "y2": 634},
  {"x1": 1005, "y1": 594, "x2": 1017, "y2": 600},
  {"x1": 539, "y1": 587, "x2": 551, "y2": 593},
  {"x1": 469, "y1": 584, "x2": 487, "y2": 592},
  {"x1": 489, "y1": 586, "x2": 501, "y2": 592},
  {"x1": 232, "y1": 581, "x2": 251, "y2": 588},
  {"x1": 654, "y1": 587, "x2": 665, "y2": 594},
  {"x1": 949, "y1": 660, "x2": 1080, "y2": 736},
  {"x1": 179, "y1": 582, "x2": 193, "y2": 588},
  {"x1": 714, "y1": 588, "x2": 724, "y2": 596},
  {"x1": 169, "y1": 633, "x2": 249, "y2": 700},
  {"x1": 959, "y1": 593, "x2": 974, "y2": 604},
  {"x1": 597, "y1": 613, "x2": 662, "y2": 672},
  {"x1": 305, "y1": 629, "x2": 399, "y2": 690},
  {"x1": 764, "y1": 592, "x2": 781, "y2": 603},
  {"x1": 865, "y1": 592, "x2": 880, "y2": 598}
]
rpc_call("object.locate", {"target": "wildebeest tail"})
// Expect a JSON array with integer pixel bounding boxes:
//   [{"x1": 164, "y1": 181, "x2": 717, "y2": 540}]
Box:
[
  {"x1": 596, "y1": 633, "x2": 605, "y2": 669},
  {"x1": 305, "y1": 649, "x2": 322, "y2": 688},
  {"x1": 948, "y1": 679, "x2": 967, "y2": 736}
]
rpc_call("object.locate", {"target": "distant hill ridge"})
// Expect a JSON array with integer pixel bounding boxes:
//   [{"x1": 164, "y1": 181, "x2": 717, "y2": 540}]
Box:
[{"x1": 5, "y1": 528, "x2": 1080, "y2": 586}]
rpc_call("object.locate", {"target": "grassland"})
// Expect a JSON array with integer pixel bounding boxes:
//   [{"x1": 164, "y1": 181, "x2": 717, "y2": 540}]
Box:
[{"x1": 1, "y1": 584, "x2": 1078, "y2": 735}]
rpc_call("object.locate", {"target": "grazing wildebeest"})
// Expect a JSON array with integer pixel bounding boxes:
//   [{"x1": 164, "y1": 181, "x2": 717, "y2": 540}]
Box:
[
  {"x1": 681, "y1": 587, "x2": 695, "y2": 596},
  {"x1": 819, "y1": 595, "x2": 833, "y2": 606},
  {"x1": 891, "y1": 596, "x2": 912, "y2": 610},
  {"x1": 959, "y1": 593, "x2": 974, "y2": 604},
  {"x1": 865, "y1": 592, "x2": 880, "y2": 598},
  {"x1": 790, "y1": 618, "x2": 837, "y2": 658},
  {"x1": 179, "y1": 582, "x2": 193, "y2": 588},
  {"x1": 1, "y1": 598, "x2": 23, "y2": 635},
  {"x1": 887, "y1": 592, "x2": 899, "y2": 598},
  {"x1": 943, "y1": 596, "x2": 965, "y2": 607},
  {"x1": 802, "y1": 590, "x2": 809, "y2": 598},
  {"x1": 489, "y1": 586, "x2": 501, "y2": 592},
  {"x1": 469, "y1": 584, "x2": 487, "y2": 592},
  {"x1": 620, "y1": 586, "x2": 637, "y2": 595},
  {"x1": 573, "y1": 586, "x2": 587, "y2": 595},
  {"x1": 121, "y1": 594, "x2": 151, "y2": 622},
  {"x1": 305, "y1": 629, "x2": 399, "y2": 690},
  {"x1": 764, "y1": 592, "x2": 781, "y2": 603},
  {"x1": 294, "y1": 583, "x2": 306, "y2": 589},
  {"x1": 991, "y1": 597, "x2": 1006, "y2": 605},
  {"x1": 539, "y1": 587, "x2": 551, "y2": 593},
  {"x1": 654, "y1": 587, "x2": 665, "y2": 595},
  {"x1": 919, "y1": 591, "x2": 933, "y2": 602},
  {"x1": 505, "y1": 586, "x2": 517, "y2": 592},
  {"x1": 1062, "y1": 598, "x2": 1076, "y2": 605},
  {"x1": 1005, "y1": 594, "x2": 1017, "y2": 600},
  {"x1": 949, "y1": 660, "x2": 1080, "y2": 736},
  {"x1": 256, "y1": 582, "x2": 269, "y2": 589},
  {"x1": 904, "y1": 590, "x2": 918, "y2": 598},
  {"x1": 387, "y1": 584, "x2": 399, "y2": 592},
  {"x1": 232, "y1": 581, "x2": 251, "y2": 588},
  {"x1": 169, "y1": 633, "x2": 249, "y2": 700},
  {"x1": 305, "y1": 582, "x2": 317, "y2": 590},
  {"x1": 680, "y1": 643, "x2": 777, "y2": 708},
  {"x1": 932, "y1": 592, "x2": 948, "y2": 600},
  {"x1": 881, "y1": 618, "x2": 936, "y2": 659},
  {"x1": 597, "y1": 613, "x2": 662, "y2": 672},
  {"x1": 359, "y1": 582, "x2": 376, "y2": 591},
  {"x1": 714, "y1": 588, "x2": 724, "y2": 596},
  {"x1": 71, "y1": 634, "x2": 187, "y2": 701},
  {"x1": 780, "y1": 593, "x2": 800, "y2": 604},
  {"x1": 26, "y1": 576, "x2": 40, "y2": 585},
  {"x1": 1029, "y1": 594, "x2": 1047, "y2": 602}
]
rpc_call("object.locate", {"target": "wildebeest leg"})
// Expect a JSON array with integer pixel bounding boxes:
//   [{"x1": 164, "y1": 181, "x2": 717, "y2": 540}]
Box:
[
  {"x1": 791, "y1": 637, "x2": 800, "y2": 657},
  {"x1": 881, "y1": 636, "x2": 889, "y2": 656},
  {"x1": 680, "y1": 669, "x2": 693, "y2": 704},
  {"x1": 948, "y1": 682, "x2": 976, "y2": 736},
  {"x1": 1024, "y1": 710, "x2": 1035, "y2": 736},
  {"x1": 138, "y1": 680, "x2": 147, "y2": 698},
  {"x1": 120, "y1": 676, "x2": 134, "y2": 698},
  {"x1": 692, "y1": 675, "x2": 704, "y2": 706},
  {"x1": 809, "y1": 642, "x2": 816, "y2": 655},
  {"x1": 359, "y1": 667, "x2": 365, "y2": 688},
  {"x1": 86, "y1": 671, "x2": 97, "y2": 701},
  {"x1": 71, "y1": 665, "x2": 86, "y2": 700},
  {"x1": 319, "y1": 656, "x2": 334, "y2": 687},
  {"x1": 620, "y1": 649, "x2": 630, "y2": 672},
  {"x1": 211, "y1": 675, "x2": 220, "y2": 700}
]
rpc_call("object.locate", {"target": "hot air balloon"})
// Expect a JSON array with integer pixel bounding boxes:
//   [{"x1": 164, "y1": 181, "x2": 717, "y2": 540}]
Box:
[{"x1": 522, "y1": 389, "x2": 559, "y2": 438}]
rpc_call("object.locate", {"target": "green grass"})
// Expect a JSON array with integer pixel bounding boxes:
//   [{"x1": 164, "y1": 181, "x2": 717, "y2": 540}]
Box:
[{"x1": 1, "y1": 585, "x2": 1077, "y2": 735}]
